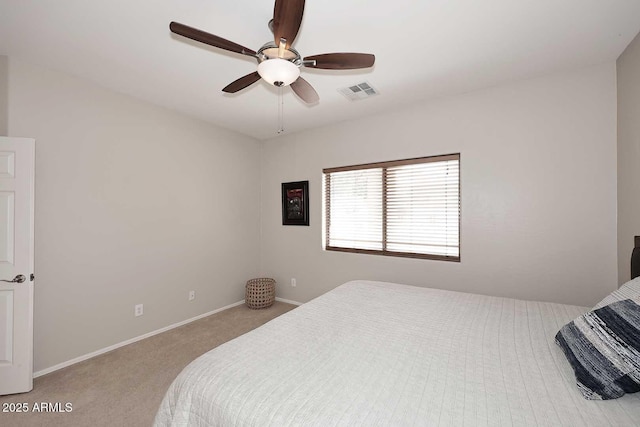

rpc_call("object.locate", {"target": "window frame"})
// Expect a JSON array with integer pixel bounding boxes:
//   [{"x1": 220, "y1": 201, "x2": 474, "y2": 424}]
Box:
[{"x1": 323, "y1": 153, "x2": 461, "y2": 262}]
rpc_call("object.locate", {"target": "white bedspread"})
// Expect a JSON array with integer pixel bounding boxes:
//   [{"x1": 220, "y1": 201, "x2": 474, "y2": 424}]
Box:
[{"x1": 155, "y1": 280, "x2": 640, "y2": 426}]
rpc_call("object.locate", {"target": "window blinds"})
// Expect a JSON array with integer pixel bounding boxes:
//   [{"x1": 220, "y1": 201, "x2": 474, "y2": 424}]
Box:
[
  {"x1": 324, "y1": 154, "x2": 460, "y2": 261},
  {"x1": 325, "y1": 168, "x2": 383, "y2": 250}
]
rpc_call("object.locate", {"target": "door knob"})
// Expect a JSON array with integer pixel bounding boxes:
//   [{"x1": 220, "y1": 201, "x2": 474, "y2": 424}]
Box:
[{"x1": 0, "y1": 274, "x2": 26, "y2": 283}]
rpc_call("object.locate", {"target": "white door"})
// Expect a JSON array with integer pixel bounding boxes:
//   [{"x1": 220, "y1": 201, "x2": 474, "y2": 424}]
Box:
[{"x1": 0, "y1": 137, "x2": 35, "y2": 395}]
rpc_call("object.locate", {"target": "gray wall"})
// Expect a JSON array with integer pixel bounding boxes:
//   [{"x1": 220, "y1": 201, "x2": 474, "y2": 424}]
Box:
[
  {"x1": 260, "y1": 62, "x2": 618, "y2": 308},
  {"x1": 6, "y1": 58, "x2": 262, "y2": 372},
  {"x1": 617, "y1": 32, "x2": 640, "y2": 285},
  {"x1": 0, "y1": 56, "x2": 7, "y2": 135}
]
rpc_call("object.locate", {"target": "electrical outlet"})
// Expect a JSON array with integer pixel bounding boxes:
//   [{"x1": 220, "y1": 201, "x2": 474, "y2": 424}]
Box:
[
  {"x1": 134, "y1": 304, "x2": 143, "y2": 317},
  {"x1": 291, "y1": 278, "x2": 297, "y2": 287},
  {"x1": 189, "y1": 290, "x2": 195, "y2": 301}
]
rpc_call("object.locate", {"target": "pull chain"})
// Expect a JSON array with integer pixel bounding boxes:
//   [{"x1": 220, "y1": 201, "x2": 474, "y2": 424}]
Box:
[{"x1": 277, "y1": 86, "x2": 285, "y2": 134}]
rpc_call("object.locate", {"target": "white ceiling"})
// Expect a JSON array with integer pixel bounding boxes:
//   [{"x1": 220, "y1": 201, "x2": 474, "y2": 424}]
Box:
[{"x1": 1, "y1": 0, "x2": 639, "y2": 140}]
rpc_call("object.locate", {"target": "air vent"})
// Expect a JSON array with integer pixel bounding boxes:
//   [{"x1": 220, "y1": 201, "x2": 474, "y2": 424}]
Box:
[{"x1": 338, "y1": 81, "x2": 379, "y2": 101}]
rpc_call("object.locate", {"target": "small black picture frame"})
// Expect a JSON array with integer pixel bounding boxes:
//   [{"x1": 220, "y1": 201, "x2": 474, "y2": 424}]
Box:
[{"x1": 282, "y1": 181, "x2": 309, "y2": 226}]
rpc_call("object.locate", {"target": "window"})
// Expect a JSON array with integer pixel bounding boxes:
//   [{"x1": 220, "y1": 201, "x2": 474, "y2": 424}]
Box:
[{"x1": 323, "y1": 154, "x2": 460, "y2": 261}]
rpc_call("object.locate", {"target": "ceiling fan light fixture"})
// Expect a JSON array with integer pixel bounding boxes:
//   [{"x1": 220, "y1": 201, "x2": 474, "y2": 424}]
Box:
[{"x1": 258, "y1": 58, "x2": 300, "y2": 87}]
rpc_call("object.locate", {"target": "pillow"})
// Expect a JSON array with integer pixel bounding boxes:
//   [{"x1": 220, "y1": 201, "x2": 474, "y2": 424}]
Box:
[
  {"x1": 593, "y1": 276, "x2": 640, "y2": 309},
  {"x1": 555, "y1": 298, "x2": 640, "y2": 400}
]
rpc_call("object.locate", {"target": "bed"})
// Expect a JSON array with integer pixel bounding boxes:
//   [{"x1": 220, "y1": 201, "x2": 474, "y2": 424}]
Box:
[{"x1": 155, "y1": 278, "x2": 640, "y2": 426}]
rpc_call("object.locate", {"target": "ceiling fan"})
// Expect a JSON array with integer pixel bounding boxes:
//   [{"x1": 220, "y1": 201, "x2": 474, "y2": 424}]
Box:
[{"x1": 169, "y1": 0, "x2": 375, "y2": 104}]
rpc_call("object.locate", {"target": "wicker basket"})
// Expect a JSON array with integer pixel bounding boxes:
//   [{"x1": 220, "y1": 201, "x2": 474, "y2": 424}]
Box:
[{"x1": 245, "y1": 278, "x2": 276, "y2": 309}]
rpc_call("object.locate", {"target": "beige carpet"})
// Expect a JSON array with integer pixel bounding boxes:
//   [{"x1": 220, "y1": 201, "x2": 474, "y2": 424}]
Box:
[{"x1": 0, "y1": 301, "x2": 296, "y2": 427}]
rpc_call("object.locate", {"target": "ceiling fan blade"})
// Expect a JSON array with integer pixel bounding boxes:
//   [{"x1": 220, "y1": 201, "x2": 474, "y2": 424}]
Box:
[
  {"x1": 290, "y1": 77, "x2": 319, "y2": 104},
  {"x1": 222, "y1": 72, "x2": 262, "y2": 93},
  {"x1": 272, "y1": 0, "x2": 305, "y2": 49},
  {"x1": 304, "y1": 53, "x2": 375, "y2": 70},
  {"x1": 170, "y1": 22, "x2": 256, "y2": 57}
]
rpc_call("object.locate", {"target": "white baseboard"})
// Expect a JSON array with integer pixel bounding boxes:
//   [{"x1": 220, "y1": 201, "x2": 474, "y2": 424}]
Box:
[
  {"x1": 34, "y1": 300, "x2": 246, "y2": 378},
  {"x1": 275, "y1": 297, "x2": 303, "y2": 306}
]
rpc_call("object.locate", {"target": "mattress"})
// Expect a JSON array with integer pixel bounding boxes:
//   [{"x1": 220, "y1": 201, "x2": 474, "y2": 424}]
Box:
[{"x1": 154, "y1": 280, "x2": 640, "y2": 426}]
